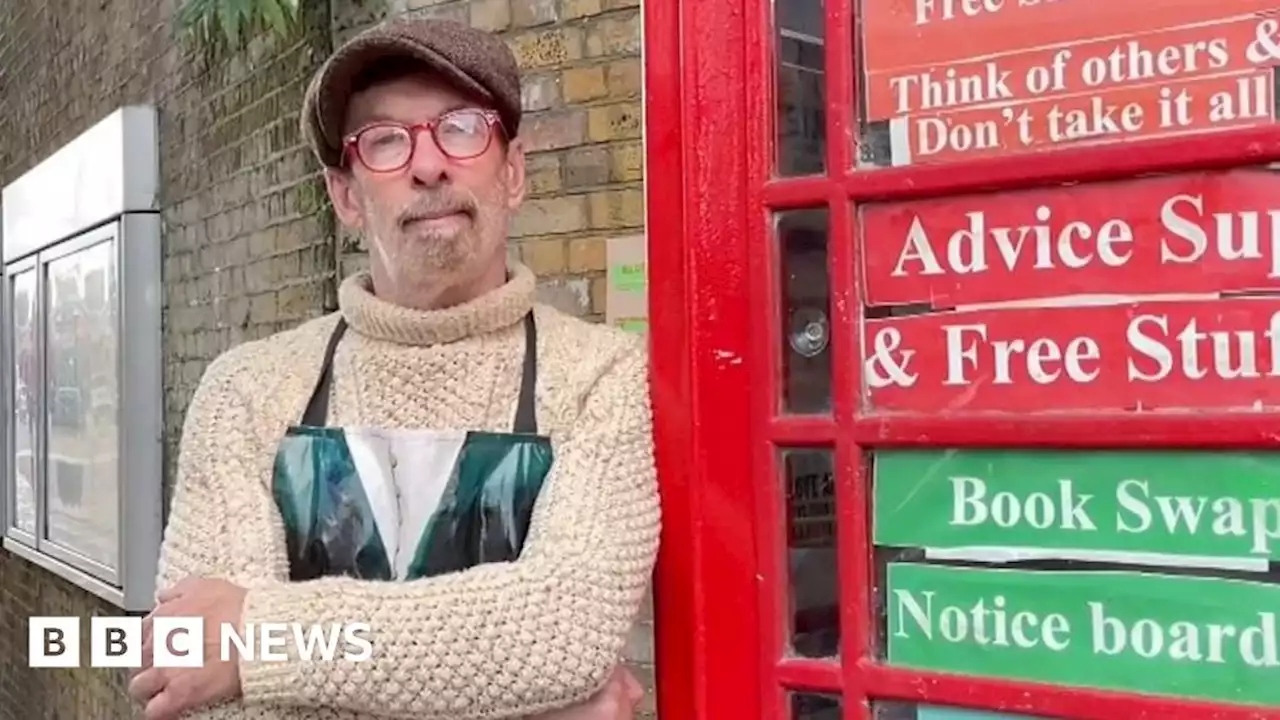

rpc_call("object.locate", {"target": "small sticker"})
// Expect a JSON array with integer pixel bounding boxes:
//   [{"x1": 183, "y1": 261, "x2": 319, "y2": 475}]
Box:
[{"x1": 612, "y1": 262, "x2": 646, "y2": 293}]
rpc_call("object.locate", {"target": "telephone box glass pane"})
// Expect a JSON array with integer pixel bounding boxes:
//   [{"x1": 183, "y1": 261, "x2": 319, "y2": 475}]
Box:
[
  {"x1": 855, "y1": 2, "x2": 1280, "y2": 170},
  {"x1": 778, "y1": 209, "x2": 831, "y2": 414},
  {"x1": 44, "y1": 237, "x2": 119, "y2": 571},
  {"x1": 777, "y1": 0, "x2": 827, "y2": 175},
  {"x1": 11, "y1": 268, "x2": 37, "y2": 536},
  {"x1": 792, "y1": 692, "x2": 842, "y2": 719},
  {"x1": 785, "y1": 448, "x2": 840, "y2": 659}
]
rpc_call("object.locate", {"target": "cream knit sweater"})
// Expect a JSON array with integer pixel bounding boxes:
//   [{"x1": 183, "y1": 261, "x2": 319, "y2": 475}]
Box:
[{"x1": 155, "y1": 261, "x2": 662, "y2": 719}]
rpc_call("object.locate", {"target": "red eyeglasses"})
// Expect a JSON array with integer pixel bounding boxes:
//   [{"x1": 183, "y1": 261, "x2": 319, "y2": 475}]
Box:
[{"x1": 342, "y1": 108, "x2": 504, "y2": 172}]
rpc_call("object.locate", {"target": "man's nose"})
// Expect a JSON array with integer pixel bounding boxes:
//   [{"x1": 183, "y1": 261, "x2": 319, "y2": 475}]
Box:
[{"x1": 407, "y1": 128, "x2": 450, "y2": 186}]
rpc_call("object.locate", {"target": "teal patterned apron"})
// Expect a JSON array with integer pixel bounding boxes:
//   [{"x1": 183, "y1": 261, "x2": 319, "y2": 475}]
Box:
[{"x1": 271, "y1": 313, "x2": 554, "y2": 582}]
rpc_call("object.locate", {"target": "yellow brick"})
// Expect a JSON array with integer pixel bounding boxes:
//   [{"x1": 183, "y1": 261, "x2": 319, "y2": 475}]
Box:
[
  {"x1": 512, "y1": 0, "x2": 557, "y2": 27},
  {"x1": 562, "y1": 0, "x2": 604, "y2": 19},
  {"x1": 589, "y1": 188, "x2": 645, "y2": 229},
  {"x1": 588, "y1": 103, "x2": 642, "y2": 142},
  {"x1": 610, "y1": 141, "x2": 643, "y2": 182},
  {"x1": 521, "y1": 238, "x2": 568, "y2": 274},
  {"x1": 585, "y1": 13, "x2": 640, "y2": 57},
  {"x1": 511, "y1": 196, "x2": 588, "y2": 237},
  {"x1": 469, "y1": 0, "x2": 511, "y2": 31},
  {"x1": 567, "y1": 236, "x2": 608, "y2": 272},
  {"x1": 524, "y1": 152, "x2": 562, "y2": 195},
  {"x1": 508, "y1": 28, "x2": 583, "y2": 69},
  {"x1": 563, "y1": 66, "x2": 609, "y2": 102},
  {"x1": 607, "y1": 59, "x2": 642, "y2": 98},
  {"x1": 590, "y1": 275, "x2": 608, "y2": 314}
]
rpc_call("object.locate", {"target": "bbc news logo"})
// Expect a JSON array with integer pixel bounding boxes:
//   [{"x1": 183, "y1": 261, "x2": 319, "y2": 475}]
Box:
[{"x1": 29, "y1": 616, "x2": 374, "y2": 668}]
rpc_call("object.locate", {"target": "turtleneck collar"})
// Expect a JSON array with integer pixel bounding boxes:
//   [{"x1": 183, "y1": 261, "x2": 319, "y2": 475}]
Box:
[{"x1": 337, "y1": 261, "x2": 536, "y2": 346}]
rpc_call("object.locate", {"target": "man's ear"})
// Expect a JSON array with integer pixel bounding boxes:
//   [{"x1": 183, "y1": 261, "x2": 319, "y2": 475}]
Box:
[
  {"x1": 503, "y1": 137, "x2": 527, "y2": 210},
  {"x1": 323, "y1": 166, "x2": 365, "y2": 230}
]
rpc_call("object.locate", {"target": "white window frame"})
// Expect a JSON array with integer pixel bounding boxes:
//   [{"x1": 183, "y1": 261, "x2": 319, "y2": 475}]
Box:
[{"x1": 0, "y1": 106, "x2": 163, "y2": 612}]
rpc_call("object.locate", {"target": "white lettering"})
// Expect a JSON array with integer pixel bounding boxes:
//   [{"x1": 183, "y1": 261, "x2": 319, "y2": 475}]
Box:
[
  {"x1": 1160, "y1": 192, "x2": 1280, "y2": 279},
  {"x1": 888, "y1": 207, "x2": 1134, "y2": 281},
  {"x1": 1251, "y1": 499, "x2": 1280, "y2": 555},
  {"x1": 947, "y1": 476, "x2": 1097, "y2": 531},
  {"x1": 259, "y1": 622, "x2": 290, "y2": 661},
  {"x1": 942, "y1": 322, "x2": 1101, "y2": 386},
  {"x1": 916, "y1": 0, "x2": 1005, "y2": 26},
  {"x1": 219, "y1": 622, "x2": 374, "y2": 663},
  {"x1": 1127, "y1": 311, "x2": 1280, "y2": 382},
  {"x1": 1091, "y1": 603, "x2": 1280, "y2": 667},
  {"x1": 1241, "y1": 613, "x2": 1280, "y2": 667},
  {"x1": 1114, "y1": 479, "x2": 1153, "y2": 534},
  {"x1": 950, "y1": 476, "x2": 988, "y2": 526},
  {"x1": 1115, "y1": 481, "x2": 1280, "y2": 555},
  {"x1": 893, "y1": 218, "x2": 946, "y2": 276},
  {"x1": 892, "y1": 589, "x2": 1072, "y2": 651}
]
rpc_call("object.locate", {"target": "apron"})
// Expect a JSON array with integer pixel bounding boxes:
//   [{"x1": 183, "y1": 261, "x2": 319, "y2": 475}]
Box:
[{"x1": 271, "y1": 313, "x2": 554, "y2": 582}]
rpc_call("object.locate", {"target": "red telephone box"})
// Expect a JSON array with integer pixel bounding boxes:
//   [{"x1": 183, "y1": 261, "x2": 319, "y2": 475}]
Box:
[{"x1": 643, "y1": 0, "x2": 1280, "y2": 718}]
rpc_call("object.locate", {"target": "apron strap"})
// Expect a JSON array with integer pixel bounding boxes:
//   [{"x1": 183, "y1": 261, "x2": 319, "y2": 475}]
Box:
[
  {"x1": 300, "y1": 317, "x2": 348, "y2": 427},
  {"x1": 299, "y1": 312, "x2": 539, "y2": 435},
  {"x1": 513, "y1": 311, "x2": 538, "y2": 434}
]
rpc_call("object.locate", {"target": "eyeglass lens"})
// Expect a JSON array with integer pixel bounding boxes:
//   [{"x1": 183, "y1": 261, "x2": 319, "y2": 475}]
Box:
[{"x1": 356, "y1": 110, "x2": 492, "y2": 169}]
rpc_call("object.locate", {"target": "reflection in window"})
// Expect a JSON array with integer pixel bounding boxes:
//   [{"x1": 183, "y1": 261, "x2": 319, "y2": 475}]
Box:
[
  {"x1": 778, "y1": 209, "x2": 831, "y2": 414},
  {"x1": 792, "y1": 691, "x2": 842, "y2": 719},
  {"x1": 11, "y1": 270, "x2": 37, "y2": 536},
  {"x1": 776, "y1": 0, "x2": 826, "y2": 175},
  {"x1": 44, "y1": 239, "x2": 119, "y2": 571},
  {"x1": 784, "y1": 448, "x2": 840, "y2": 659}
]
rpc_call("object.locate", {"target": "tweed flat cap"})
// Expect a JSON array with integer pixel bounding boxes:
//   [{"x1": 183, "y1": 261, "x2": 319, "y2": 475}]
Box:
[{"x1": 302, "y1": 17, "x2": 522, "y2": 168}]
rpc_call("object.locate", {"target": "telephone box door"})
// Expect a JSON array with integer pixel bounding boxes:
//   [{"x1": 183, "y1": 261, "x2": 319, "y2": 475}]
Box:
[{"x1": 644, "y1": 1, "x2": 1280, "y2": 719}]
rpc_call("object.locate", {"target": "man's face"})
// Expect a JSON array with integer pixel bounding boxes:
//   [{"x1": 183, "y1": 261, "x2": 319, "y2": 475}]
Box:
[{"x1": 324, "y1": 72, "x2": 526, "y2": 296}]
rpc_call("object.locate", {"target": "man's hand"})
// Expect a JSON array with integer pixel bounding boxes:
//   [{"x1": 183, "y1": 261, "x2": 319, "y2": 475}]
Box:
[
  {"x1": 532, "y1": 665, "x2": 645, "y2": 720},
  {"x1": 127, "y1": 577, "x2": 248, "y2": 720}
]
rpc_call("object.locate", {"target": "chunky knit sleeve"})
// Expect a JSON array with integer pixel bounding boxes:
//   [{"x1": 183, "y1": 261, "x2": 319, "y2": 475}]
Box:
[
  {"x1": 152, "y1": 352, "x2": 244, "y2": 594},
  {"x1": 236, "y1": 337, "x2": 662, "y2": 719}
]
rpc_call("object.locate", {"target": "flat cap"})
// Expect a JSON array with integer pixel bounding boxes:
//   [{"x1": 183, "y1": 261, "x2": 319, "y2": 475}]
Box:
[{"x1": 301, "y1": 17, "x2": 522, "y2": 168}]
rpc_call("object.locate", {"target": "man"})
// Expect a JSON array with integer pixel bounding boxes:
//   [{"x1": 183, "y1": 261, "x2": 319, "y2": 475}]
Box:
[{"x1": 126, "y1": 16, "x2": 660, "y2": 720}]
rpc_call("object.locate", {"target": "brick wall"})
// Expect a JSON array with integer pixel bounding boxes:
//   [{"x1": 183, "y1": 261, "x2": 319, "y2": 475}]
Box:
[
  {"x1": 0, "y1": 0, "x2": 653, "y2": 717},
  {"x1": 0, "y1": 0, "x2": 335, "y2": 716}
]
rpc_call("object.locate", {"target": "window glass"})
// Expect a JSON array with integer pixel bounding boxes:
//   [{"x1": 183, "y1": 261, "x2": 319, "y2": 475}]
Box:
[
  {"x1": 778, "y1": 209, "x2": 831, "y2": 414},
  {"x1": 792, "y1": 691, "x2": 842, "y2": 719},
  {"x1": 11, "y1": 269, "x2": 37, "y2": 536},
  {"x1": 44, "y1": 239, "x2": 118, "y2": 570},
  {"x1": 785, "y1": 448, "x2": 840, "y2": 659},
  {"x1": 777, "y1": 0, "x2": 826, "y2": 175}
]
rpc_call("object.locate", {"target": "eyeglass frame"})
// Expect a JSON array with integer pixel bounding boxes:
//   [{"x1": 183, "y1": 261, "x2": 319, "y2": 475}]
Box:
[{"x1": 340, "y1": 107, "x2": 506, "y2": 173}]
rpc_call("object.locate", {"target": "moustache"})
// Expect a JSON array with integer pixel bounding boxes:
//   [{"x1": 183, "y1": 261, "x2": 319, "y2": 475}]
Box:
[{"x1": 398, "y1": 196, "x2": 476, "y2": 227}]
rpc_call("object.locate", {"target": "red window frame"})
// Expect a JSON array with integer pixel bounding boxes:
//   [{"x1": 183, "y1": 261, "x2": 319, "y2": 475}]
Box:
[{"x1": 644, "y1": 0, "x2": 1280, "y2": 718}]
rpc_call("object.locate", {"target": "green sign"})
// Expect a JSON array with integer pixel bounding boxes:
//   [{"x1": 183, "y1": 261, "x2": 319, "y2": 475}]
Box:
[
  {"x1": 616, "y1": 318, "x2": 648, "y2": 334},
  {"x1": 874, "y1": 450, "x2": 1280, "y2": 565},
  {"x1": 887, "y1": 564, "x2": 1280, "y2": 707},
  {"x1": 612, "y1": 262, "x2": 646, "y2": 292}
]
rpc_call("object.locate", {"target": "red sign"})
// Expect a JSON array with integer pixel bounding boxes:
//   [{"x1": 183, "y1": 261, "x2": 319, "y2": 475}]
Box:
[
  {"x1": 862, "y1": 298, "x2": 1280, "y2": 413},
  {"x1": 887, "y1": 70, "x2": 1274, "y2": 165},
  {"x1": 863, "y1": 1, "x2": 1279, "y2": 75},
  {"x1": 860, "y1": 168, "x2": 1280, "y2": 308},
  {"x1": 860, "y1": 2, "x2": 1280, "y2": 163},
  {"x1": 867, "y1": 19, "x2": 1265, "y2": 119}
]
